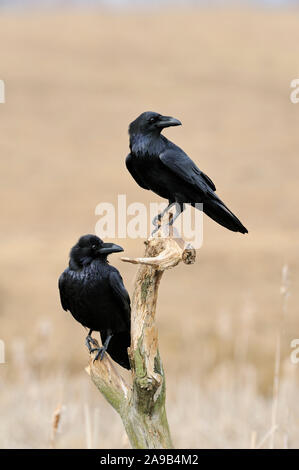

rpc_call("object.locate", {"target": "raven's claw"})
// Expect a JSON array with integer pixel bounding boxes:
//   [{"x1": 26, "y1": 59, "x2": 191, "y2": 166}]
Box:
[
  {"x1": 90, "y1": 346, "x2": 106, "y2": 362},
  {"x1": 151, "y1": 213, "x2": 162, "y2": 236},
  {"x1": 151, "y1": 225, "x2": 160, "y2": 236},
  {"x1": 85, "y1": 335, "x2": 98, "y2": 353},
  {"x1": 152, "y1": 213, "x2": 162, "y2": 227}
]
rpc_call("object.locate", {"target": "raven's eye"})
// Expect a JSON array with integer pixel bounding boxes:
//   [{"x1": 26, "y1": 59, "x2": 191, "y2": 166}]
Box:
[
  {"x1": 149, "y1": 117, "x2": 156, "y2": 123},
  {"x1": 91, "y1": 244, "x2": 97, "y2": 250}
]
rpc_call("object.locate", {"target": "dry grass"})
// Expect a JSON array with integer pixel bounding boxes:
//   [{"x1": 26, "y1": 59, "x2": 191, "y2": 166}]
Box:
[{"x1": 0, "y1": 6, "x2": 299, "y2": 448}]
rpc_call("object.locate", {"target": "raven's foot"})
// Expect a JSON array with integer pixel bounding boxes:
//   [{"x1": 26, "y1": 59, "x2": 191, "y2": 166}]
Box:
[
  {"x1": 152, "y1": 213, "x2": 162, "y2": 227},
  {"x1": 90, "y1": 346, "x2": 106, "y2": 362},
  {"x1": 151, "y1": 225, "x2": 160, "y2": 236},
  {"x1": 89, "y1": 332, "x2": 113, "y2": 362},
  {"x1": 151, "y1": 219, "x2": 174, "y2": 236},
  {"x1": 151, "y1": 213, "x2": 162, "y2": 236},
  {"x1": 85, "y1": 335, "x2": 98, "y2": 353}
]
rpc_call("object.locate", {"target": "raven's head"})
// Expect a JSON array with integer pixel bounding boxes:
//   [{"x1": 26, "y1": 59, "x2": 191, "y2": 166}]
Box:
[
  {"x1": 69, "y1": 234, "x2": 123, "y2": 268},
  {"x1": 129, "y1": 111, "x2": 181, "y2": 136}
]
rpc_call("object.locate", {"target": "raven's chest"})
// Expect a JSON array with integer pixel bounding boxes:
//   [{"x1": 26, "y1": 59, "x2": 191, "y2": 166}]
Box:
[
  {"x1": 131, "y1": 152, "x2": 162, "y2": 175},
  {"x1": 62, "y1": 264, "x2": 122, "y2": 331}
]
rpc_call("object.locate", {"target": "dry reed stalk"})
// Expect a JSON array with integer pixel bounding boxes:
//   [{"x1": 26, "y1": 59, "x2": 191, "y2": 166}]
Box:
[
  {"x1": 270, "y1": 335, "x2": 280, "y2": 449},
  {"x1": 256, "y1": 425, "x2": 278, "y2": 449},
  {"x1": 50, "y1": 403, "x2": 62, "y2": 449},
  {"x1": 269, "y1": 264, "x2": 290, "y2": 449},
  {"x1": 84, "y1": 403, "x2": 92, "y2": 449},
  {"x1": 250, "y1": 430, "x2": 257, "y2": 449}
]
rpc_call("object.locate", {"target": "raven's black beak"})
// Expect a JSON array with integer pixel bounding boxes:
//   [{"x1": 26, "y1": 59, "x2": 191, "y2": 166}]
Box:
[
  {"x1": 156, "y1": 115, "x2": 182, "y2": 129},
  {"x1": 98, "y1": 243, "x2": 124, "y2": 255}
]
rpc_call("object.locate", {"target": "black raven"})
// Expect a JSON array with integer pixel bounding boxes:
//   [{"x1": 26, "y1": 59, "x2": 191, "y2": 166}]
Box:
[
  {"x1": 58, "y1": 235, "x2": 131, "y2": 369},
  {"x1": 126, "y1": 111, "x2": 248, "y2": 234}
]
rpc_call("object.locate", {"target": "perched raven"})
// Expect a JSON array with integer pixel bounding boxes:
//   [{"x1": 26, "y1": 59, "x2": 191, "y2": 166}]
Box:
[
  {"x1": 58, "y1": 235, "x2": 131, "y2": 369},
  {"x1": 126, "y1": 111, "x2": 248, "y2": 234}
]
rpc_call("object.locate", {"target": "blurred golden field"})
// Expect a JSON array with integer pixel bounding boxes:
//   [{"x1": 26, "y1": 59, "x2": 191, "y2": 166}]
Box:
[{"x1": 0, "y1": 6, "x2": 299, "y2": 448}]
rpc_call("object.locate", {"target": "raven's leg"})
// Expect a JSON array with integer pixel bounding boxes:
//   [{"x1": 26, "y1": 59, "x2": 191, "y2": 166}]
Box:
[
  {"x1": 168, "y1": 203, "x2": 185, "y2": 225},
  {"x1": 90, "y1": 330, "x2": 113, "y2": 362},
  {"x1": 152, "y1": 201, "x2": 175, "y2": 226},
  {"x1": 153, "y1": 203, "x2": 185, "y2": 235},
  {"x1": 152, "y1": 201, "x2": 175, "y2": 235},
  {"x1": 85, "y1": 329, "x2": 98, "y2": 352}
]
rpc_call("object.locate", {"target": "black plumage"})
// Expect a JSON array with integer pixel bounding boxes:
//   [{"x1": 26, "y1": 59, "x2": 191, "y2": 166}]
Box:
[
  {"x1": 126, "y1": 111, "x2": 248, "y2": 234},
  {"x1": 58, "y1": 235, "x2": 131, "y2": 369}
]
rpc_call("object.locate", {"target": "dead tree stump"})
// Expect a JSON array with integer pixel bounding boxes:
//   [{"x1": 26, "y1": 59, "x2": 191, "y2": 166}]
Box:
[{"x1": 86, "y1": 219, "x2": 196, "y2": 449}]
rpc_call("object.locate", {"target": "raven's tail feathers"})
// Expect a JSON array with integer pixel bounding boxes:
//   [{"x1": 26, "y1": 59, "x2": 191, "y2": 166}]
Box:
[{"x1": 202, "y1": 198, "x2": 248, "y2": 234}]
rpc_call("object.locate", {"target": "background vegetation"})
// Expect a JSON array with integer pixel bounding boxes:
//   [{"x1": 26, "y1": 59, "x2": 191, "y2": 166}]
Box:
[{"x1": 0, "y1": 6, "x2": 298, "y2": 448}]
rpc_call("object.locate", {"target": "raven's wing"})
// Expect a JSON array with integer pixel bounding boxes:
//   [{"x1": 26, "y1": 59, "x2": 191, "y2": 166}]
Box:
[
  {"x1": 160, "y1": 149, "x2": 248, "y2": 234},
  {"x1": 58, "y1": 271, "x2": 69, "y2": 312},
  {"x1": 126, "y1": 153, "x2": 150, "y2": 190},
  {"x1": 159, "y1": 148, "x2": 216, "y2": 193},
  {"x1": 200, "y1": 171, "x2": 216, "y2": 191},
  {"x1": 109, "y1": 270, "x2": 131, "y2": 327}
]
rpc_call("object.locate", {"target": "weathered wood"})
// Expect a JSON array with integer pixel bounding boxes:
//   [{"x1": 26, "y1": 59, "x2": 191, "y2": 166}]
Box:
[{"x1": 86, "y1": 217, "x2": 196, "y2": 449}]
